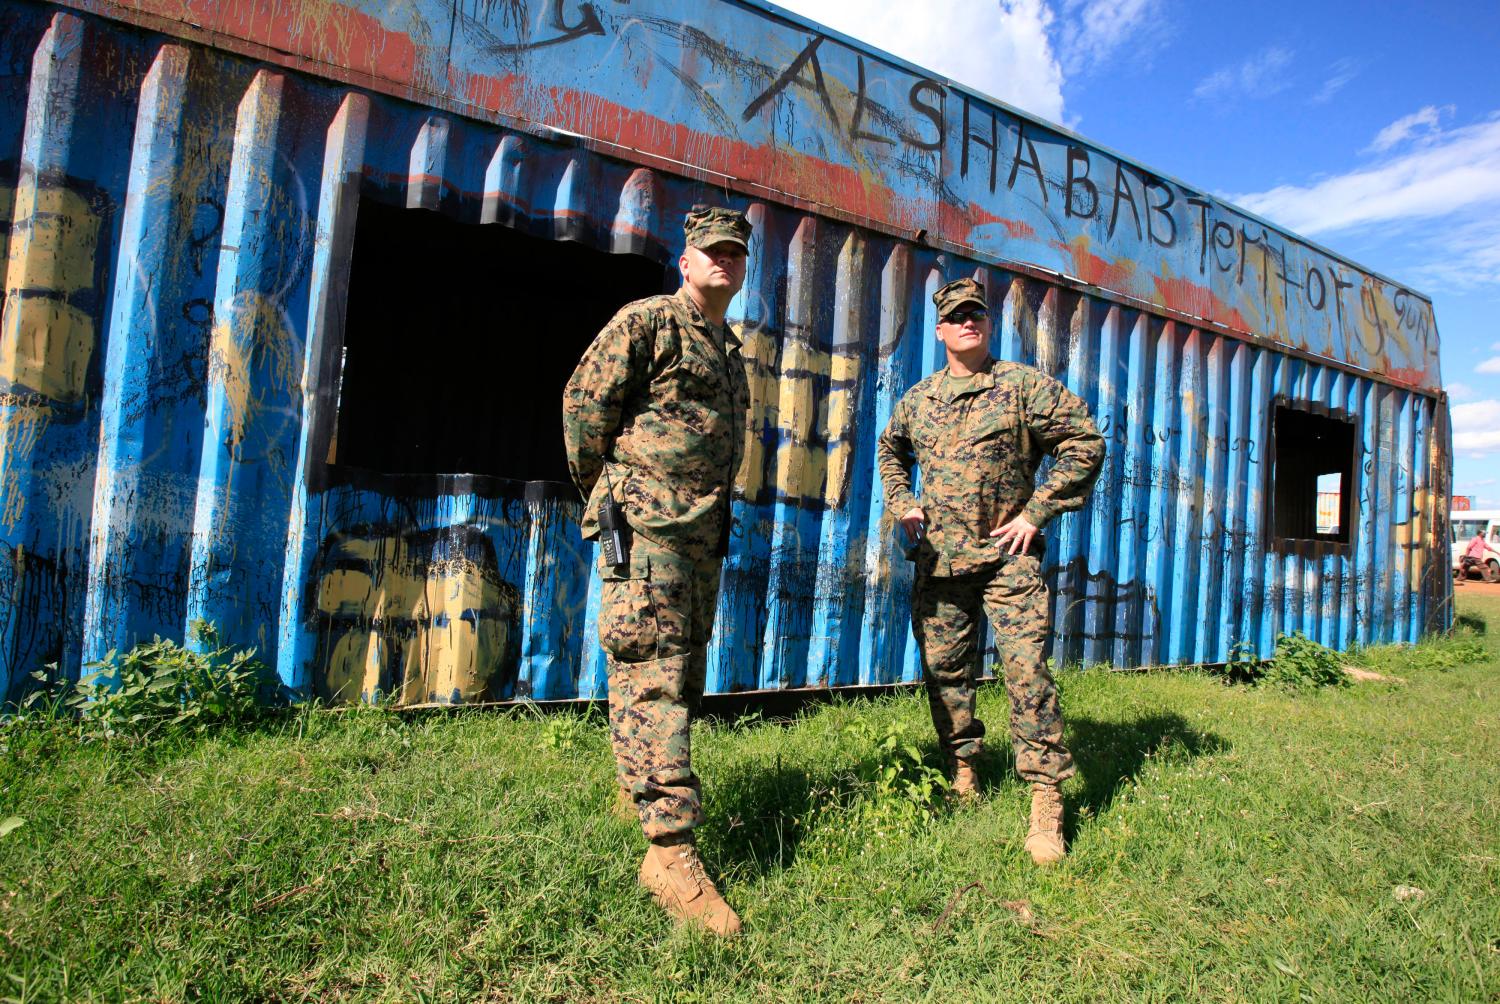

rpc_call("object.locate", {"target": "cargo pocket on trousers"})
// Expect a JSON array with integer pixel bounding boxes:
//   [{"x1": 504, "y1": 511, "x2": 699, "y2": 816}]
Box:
[{"x1": 598, "y1": 550, "x2": 659, "y2": 664}]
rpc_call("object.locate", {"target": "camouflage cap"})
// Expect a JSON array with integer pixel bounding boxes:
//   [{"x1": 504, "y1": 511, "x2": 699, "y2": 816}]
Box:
[
  {"x1": 932, "y1": 277, "x2": 988, "y2": 318},
  {"x1": 684, "y1": 205, "x2": 752, "y2": 251}
]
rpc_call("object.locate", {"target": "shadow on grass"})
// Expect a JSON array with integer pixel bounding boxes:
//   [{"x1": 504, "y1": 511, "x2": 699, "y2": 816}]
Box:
[
  {"x1": 706, "y1": 756, "x2": 830, "y2": 877},
  {"x1": 1455, "y1": 611, "x2": 1487, "y2": 634},
  {"x1": 704, "y1": 704, "x2": 1228, "y2": 873},
  {"x1": 702, "y1": 709, "x2": 956, "y2": 878},
  {"x1": 1064, "y1": 712, "x2": 1229, "y2": 835}
]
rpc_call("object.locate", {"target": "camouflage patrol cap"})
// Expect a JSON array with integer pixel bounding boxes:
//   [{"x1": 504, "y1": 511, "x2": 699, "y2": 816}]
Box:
[
  {"x1": 684, "y1": 205, "x2": 752, "y2": 251},
  {"x1": 932, "y1": 277, "x2": 988, "y2": 318}
]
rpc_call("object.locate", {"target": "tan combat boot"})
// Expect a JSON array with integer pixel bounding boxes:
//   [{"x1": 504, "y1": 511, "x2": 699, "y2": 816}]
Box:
[
  {"x1": 951, "y1": 757, "x2": 980, "y2": 800},
  {"x1": 613, "y1": 785, "x2": 636, "y2": 822},
  {"x1": 1024, "y1": 782, "x2": 1066, "y2": 866},
  {"x1": 638, "y1": 837, "x2": 742, "y2": 936}
]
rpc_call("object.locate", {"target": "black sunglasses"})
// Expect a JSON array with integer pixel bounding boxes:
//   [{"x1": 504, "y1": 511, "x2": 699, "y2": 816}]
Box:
[{"x1": 942, "y1": 307, "x2": 988, "y2": 324}]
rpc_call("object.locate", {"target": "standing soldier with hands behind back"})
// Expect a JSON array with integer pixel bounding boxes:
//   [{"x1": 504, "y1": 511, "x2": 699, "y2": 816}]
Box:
[
  {"x1": 877, "y1": 278, "x2": 1104, "y2": 865},
  {"x1": 562, "y1": 206, "x2": 751, "y2": 936}
]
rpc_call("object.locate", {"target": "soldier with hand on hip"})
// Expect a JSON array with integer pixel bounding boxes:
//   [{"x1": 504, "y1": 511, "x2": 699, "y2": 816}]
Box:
[
  {"x1": 876, "y1": 277, "x2": 1104, "y2": 865},
  {"x1": 562, "y1": 206, "x2": 751, "y2": 935}
]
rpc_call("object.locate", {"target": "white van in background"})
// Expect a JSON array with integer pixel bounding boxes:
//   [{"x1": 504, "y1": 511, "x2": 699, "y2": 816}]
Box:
[{"x1": 1451, "y1": 509, "x2": 1500, "y2": 581}]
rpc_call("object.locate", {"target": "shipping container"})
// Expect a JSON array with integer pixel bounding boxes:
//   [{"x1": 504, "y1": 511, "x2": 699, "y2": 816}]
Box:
[{"x1": 0, "y1": 0, "x2": 1451, "y2": 706}]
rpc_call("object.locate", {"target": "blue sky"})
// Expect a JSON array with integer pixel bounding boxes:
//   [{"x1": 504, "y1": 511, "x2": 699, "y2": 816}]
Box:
[{"x1": 776, "y1": 0, "x2": 1500, "y2": 505}]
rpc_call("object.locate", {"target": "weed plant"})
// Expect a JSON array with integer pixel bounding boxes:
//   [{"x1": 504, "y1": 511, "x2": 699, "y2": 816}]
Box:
[
  {"x1": 1223, "y1": 631, "x2": 1351, "y2": 690},
  {"x1": 11, "y1": 621, "x2": 270, "y2": 741},
  {"x1": 798, "y1": 719, "x2": 950, "y2": 858},
  {"x1": 1261, "y1": 631, "x2": 1349, "y2": 690}
]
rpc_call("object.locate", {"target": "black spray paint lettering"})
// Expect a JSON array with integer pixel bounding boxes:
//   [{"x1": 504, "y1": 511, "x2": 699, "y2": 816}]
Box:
[
  {"x1": 1358, "y1": 285, "x2": 1388, "y2": 356},
  {"x1": 1178, "y1": 206, "x2": 1418, "y2": 354},
  {"x1": 1188, "y1": 198, "x2": 1212, "y2": 273},
  {"x1": 1145, "y1": 178, "x2": 1176, "y2": 248},
  {"x1": 1330, "y1": 268, "x2": 1354, "y2": 330},
  {"x1": 849, "y1": 56, "x2": 894, "y2": 146},
  {"x1": 906, "y1": 80, "x2": 944, "y2": 151},
  {"x1": 1065, "y1": 147, "x2": 1097, "y2": 219},
  {"x1": 737, "y1": 29, "x2": 1437, "y2": 367},
  {"x1": 745, "y1": 36, "x2": 948, "y2": 156},
  {"x1": 1390, "y1": 288, "x2": 1433, "y2": 354},
  {"x1": 741, "y1": 34, "x2": 841, "y2": 127},
  {"x1": 1392, "y1": 288, "x2": 1416, "y2": 330},
  {"x1": 512, "y1": 19, "x2": 1404, "y2": 367},
  {"x1": 1240, "y1": 226, "x2": 1270, "y2": 299},
  {"x1": 1109, "y1": 164, "x2": 1141, "y2": 241},
  {"x1": 1305, "y1": 262, "x2": 1326, "y2": 310},
  {"x1": 488, "y1": 0, "x2": 604, "y2": 52},
  {"x1": 955, "y1": 100, "x2": 1048, "y2": 206},
  {"x1": 1229, "y1": 436, "x2": 1259, "y2": 464},
  {"x1": 485, "y1": 14, "x2": 1435, "y2": 365},
  {"x1": 1005, "y1": 122, "x2": 1048, "y2": 206},
  {"x1": 961, "y1": 94, "x2": 1000, "y2": 192},
  {"x1": 1049, "y1": 148, "x2": 1178, "y2": 248},
  {"x1": 1211, "y1": 221, "x2": 1235, "y2": 273}
]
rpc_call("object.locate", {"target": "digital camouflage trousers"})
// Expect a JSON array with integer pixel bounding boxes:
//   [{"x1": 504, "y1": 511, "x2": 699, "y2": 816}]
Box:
[
  {"x1": 910, "y1": 552, "x2": 1074, "y2": 784},
  {"x1": 598, "y1": 533, "x2": 722, "y2": 842}
]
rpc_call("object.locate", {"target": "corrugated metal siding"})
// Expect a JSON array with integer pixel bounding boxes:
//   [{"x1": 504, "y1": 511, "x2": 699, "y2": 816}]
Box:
[{"x1": 0, "y1": 3, "x2": 1452, "y2": 707}]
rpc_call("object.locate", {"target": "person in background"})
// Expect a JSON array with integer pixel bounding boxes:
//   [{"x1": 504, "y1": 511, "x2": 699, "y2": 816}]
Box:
[{"x1": 1462, "y1": 529, "x2": 1489, "y2": 578}]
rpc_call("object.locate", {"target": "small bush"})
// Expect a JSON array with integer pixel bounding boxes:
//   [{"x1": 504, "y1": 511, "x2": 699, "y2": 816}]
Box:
[
  {"x1": 1220, "y1": 633, "x2": 1348, "y2": 691},
  {"x1": 1261, "y1": 632, "x2": 1348, "y2": 690},
  {"x1": 12, "y1": 621, "x2": 270, "y2": 740}
]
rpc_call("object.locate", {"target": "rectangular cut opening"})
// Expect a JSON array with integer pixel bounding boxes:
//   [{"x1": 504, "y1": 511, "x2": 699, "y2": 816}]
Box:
[
  {"x1": 334, "y1": 199, "x2": 669, "y2": 485},
  {"x1": 1272, "y1": 405, "x2": 1356, "y2": 544}
]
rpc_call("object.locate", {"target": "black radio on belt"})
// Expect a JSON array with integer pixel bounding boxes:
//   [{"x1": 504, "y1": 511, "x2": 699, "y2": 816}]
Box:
[{"x1": 599, "y1": 466, "x2": 629, "y2": 571}]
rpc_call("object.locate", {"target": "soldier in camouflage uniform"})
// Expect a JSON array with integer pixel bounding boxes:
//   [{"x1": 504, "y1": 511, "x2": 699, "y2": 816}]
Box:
[
  {"x1": 876, "y1": 277, "x2": 1104, "y2": 865},
  {"x1": 562, "y1": 206, "x2": 751, "y2": 935}
]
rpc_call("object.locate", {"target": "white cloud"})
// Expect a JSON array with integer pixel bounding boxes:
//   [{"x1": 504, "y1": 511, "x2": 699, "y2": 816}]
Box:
[
  {"x1": 1056, "y1": 0, "x2": 1165, "y2": 75},
  {"x1": 1367, "y1": 104, "x2": 1453, "y2": 153},
  {"x1": 1231, "y1": 114, "x2": 1500, "y2": 237},
  {"x1": 1451, "y1": 399, "x2": 1500, "y2": 454},
  {"x1": 1448, "y1": 381, "x2": 1477, "y2": 401},
  {"x1": 1311, "y1": 57, "x2": 1360, "y2": 105},
  {"x1": 1402, "y1": 213, "x2": 1500, "y2": 291},
  {"x1": 1461, "y1": 478, "x2": 1498, "y2": 488},
  {"x1": 1193, "y1": 46, "x2": 1294, "y2": 102},
  {"x1": 1477, "y1": 358, "x2": 1500, "y2": 375},
  {"x1": 774, "y1": 0, "x2": 1067, "y2": 122}
]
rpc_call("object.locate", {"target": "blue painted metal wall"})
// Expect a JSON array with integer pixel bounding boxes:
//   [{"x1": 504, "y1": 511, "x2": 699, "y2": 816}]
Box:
[{"x1": 0, "y1": 0, "x2": 1453, "y2": 706}]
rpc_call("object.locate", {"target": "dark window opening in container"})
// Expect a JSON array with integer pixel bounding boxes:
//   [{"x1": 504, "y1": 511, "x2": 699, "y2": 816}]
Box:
[
  {"x1": 335, "y1": 199, "x2": 669, "y2": 486},
  {"x1": 1272, "y1": 405, "x2": 1355, "y2": 544}
]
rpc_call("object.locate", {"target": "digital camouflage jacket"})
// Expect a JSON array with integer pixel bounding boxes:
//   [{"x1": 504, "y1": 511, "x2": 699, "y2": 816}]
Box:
[
  {"x1": 563, "y1": 287, "x2": 749, "y2": 560},
  {"x1": 876, "y1": 357, "x2": 1105, "y2": 576}
]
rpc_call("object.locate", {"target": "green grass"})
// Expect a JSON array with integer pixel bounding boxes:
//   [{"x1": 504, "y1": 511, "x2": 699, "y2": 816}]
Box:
[{"x1": 2, "y1": 598, "x2": 1498, "y2": 1003}]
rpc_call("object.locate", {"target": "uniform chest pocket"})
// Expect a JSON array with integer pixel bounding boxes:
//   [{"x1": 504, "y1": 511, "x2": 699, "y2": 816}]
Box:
[
  {"x1": 969, "y1": 409, "x2": 1019, "y2": 444},
  {"x1": 672, "y1": 351, "x2": 723, "y2": 391}
]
